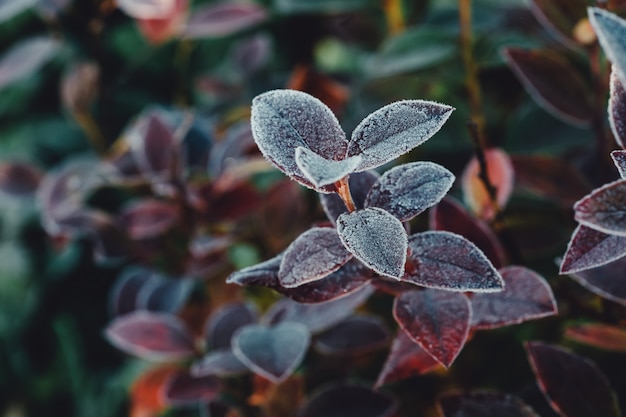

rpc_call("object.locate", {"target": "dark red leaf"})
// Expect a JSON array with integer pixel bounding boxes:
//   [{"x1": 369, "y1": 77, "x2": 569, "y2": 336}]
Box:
[
  {"x1": 297, "y1": 384, "x2": 397, "y2": 417},
  {"x1": 118, "y1": 199, "x2": 180, "y2": 240},
  {"x1": 191, "y1": 348, "x2": 249, "y2": 377},
  {"x1": 611, "y1": 150, "x2": 626, "y2": 179},
  {"x1": 314, "y1": 315, "x2": 391, "y2": 356},
  {"x1": 0, "y1": 161, "x2": 41, "y2": 196},
  {"x1": 438, "y1": 391, "x2": 539, "y2": 417},
  {"x1": 528, "y1": 0, "x2": 588, "y2": 47},
  {"x1": 105, "y1": 311, "x2": 195, "y2": 361},
  {"x1": 183, "y1": 2, "x2": 267, "y2": 39},
  {"x1": 109, "y1": 267, "x2": 153, "y2": 316},
  {"x1": 470, "y1": 266, "x2": 557, "y2": 330},
  {"x1": 0, "y1": 37, "x2": 60, "y2": 91},
  {"x1": 393, "y1": 289, "x2": 471, "y2": 368},
  {"x1": 567, "y1": 255, "x2": 626, "y2": 306},
  {"x1": 196, "y1": 182, "x2": 261, "y2": 222},
  {"x1": 163, "y1": 372, "x2": 221, "y2": 406},
  {"x1": 502, "y1": 48, "x2": 593, "y2": 126},
  {"x1": 574, "y1": 179, "x2": 626, "y2": 236},
  {"x1": 610, "y1": 71, "x2": 626, "y2": 149},
  {"x1": 526, "y1": 341, "x2": 621, "y2": 417},
  {"x1": 403, "y1": 231, "x2": 504, "y2": 292},
  {"x1": 560, "y1": 224, "x2": 626, "y2": 274},
  {"x1": 565, "y1": 323, "x2": 626, "y2": 352},
  {"x1": 204, "y1": 301, "x2": 258, "y2": 350},
  {"x1": 320, "y1": 170, "x2": 379, "y2": 225}
]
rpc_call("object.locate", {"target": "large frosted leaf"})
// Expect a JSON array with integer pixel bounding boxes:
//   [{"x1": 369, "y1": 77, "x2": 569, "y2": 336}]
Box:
[
  {"x1": 320, "y1": 171, "x2": 379, "y2": 225},
  {"x1": 439, "y1": 391, "x2": 539, "y2": 417},
  {"x1": 470, "y1": 266, "x2": 557, "y2": 330},
  {"x1": 560, "y1": 224, "x2": 626, "y2": 274},
  {"x1": 0, "y1": 37, "x2": 61, "y2": 91},
  {"x1": 567, "y1": 256, "x2": 626, "y2": 306},
  {"x1": 183, "y1": 2, "x2": 266, "y2": 39},
  {"x1": 611, "y1": 151, "x2": 626, "y2": 179},
  {"x1": 609, "y1": 71, "x2": 626, "y2": 149},
  {"x1": 336, "y1": 207, "x2": 408, "y2": 279},
  {"x1": 365, "y1": 161, "x2": 454, "y2": 221},
  {"x1": 589, "y1": 8, "x2": 626, "y2": 86},
  {"x1": 403, "y1": 231, "x2": 504, "y2": 292},
  {"x1": 295, "y1": 147, "x2": 361, "y2": 188},
  {"x1": 393, "y1": 289, "x2": 471, "y2": 368},
  {"x1": 250, "y1": 89, "x2": 347, "y2": 192},
  {"x1": 574, "y1": 179, "x2": 626, "y2": 236},
  {"x1": 565, "y1": 323, "x2": 626, "y2": 353},
  {"x1": 348, "y1": 100, "x2": 454, "y2": 171},
  {"x1": 527, "y1": 342, "x2": 621, "y2": 417},
  {"x1": 297, "y1": 384, "x2": 398, "y2": 417}
]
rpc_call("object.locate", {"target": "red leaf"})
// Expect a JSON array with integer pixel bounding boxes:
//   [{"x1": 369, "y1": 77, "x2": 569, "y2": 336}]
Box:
[
  {"x1": 393, "y1": 289, "x2": 471, "y2": 368},
  {"x1": 119, "y1": 199, "x2": 180, "y2": 240},
  {"x1": 137, "y1": 0, "x2": 188, "y2": 45},
  {"x1": 470, "y1": 266, "x2": 557, "y2": 330},
  {"x1": 567, "y1": 256, "x2": 626, "y2": 306},
  {"x1": 560, "y1": 224, "x2": 626, "y2": 274},
  {"x1": 609, "y1": 71, "x2": 626, "y2": 149},
  {"x1": 526, "y1": 341, "x2": 621, "y2": 417},
  {"x1": 565, "y1": 323, "x2": 626, "y2": 352},
  {"x1": 438, "y1": 391, "x2": 539, "y2": 417},
  {"x1": 163, "y1": 372, "x2": 221, "y2": 406},
  {"x1": 314, "y1": 315, "x2": 391, "y2": 356},
  {"x1": 611, "y1": 150, "x2": 626, "y2": 179},
  {"x1": 574, "y1": 179, "x2": 626, "y2": 236},
  {"x1": 183, "y1": 2, "x2": 267, "y2": 39},
  {"x1": 0, "y1": 161, "x2": 41, "y2": 196},
  {"x1": 130, "y1": 366, "x2": 179, "y2": 417},
  {"x1": 117, "y1": 0, "x2": 175, "y2": 19},
  {"x1": 528, "y1": 0, "x2": 588, "y2": 48}
]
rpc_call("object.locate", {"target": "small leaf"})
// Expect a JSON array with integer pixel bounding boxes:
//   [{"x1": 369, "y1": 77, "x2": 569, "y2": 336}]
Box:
[
  {"x1": 135, "y1": 274, "x2": 194, "y2": 314},
  {"x1": 439, "y1": 391, "x2": 539, "y2": 417},
  {"x1": 0, "y1": 37, "x2": 61, "y2": 91},
  {"x1": 232, "y1": 322, "x2": 310, "y2": 383},
  {"x1": 393, "y1": 289, "x2": 471, "y2": 368},
  {"x1": 163, "y1": 372, "x2": 221, "y2": 406},
  {"x1": 403, "y1": 231, "x2": 504, "y2": 292},
  {"x1": 365, "y1": 161, "x2": 454, "y2": 221},
  {"x1": 297, "y1": 384, "x2": 398, "y2": 417},
  {"x1": 589, "y1": 8, "x2": 626, "y2": 86},
  {"x1": 105, "y1": 311, "x2": 195, "y2": 361},
  {"x1": 250, "y1": 89, "x2": 347, "y2": 192},
  {"x1": 109, "y1": 267, "x2": 153, "y2": 316},
  {"x1": 118, "y1": 199, "x2": 180, "y2": 240},
  {"x1": 226, "y1": 253, "x2": 282, "y2": 287},
  {"x1": 470, "y1": 266, "x2": 557, "y2": 330},
  {"x1": 502, "y1": 48, "x2": 593, "y2": 126},
  {"x1": 294, "y1": 147, "x2": 361, "y2": 188},
  {"x1": 128, "y1": 112, "x2": 177, "y2": 177},
  {"x1": 611, "y1": 150, "x2": 626, "y2": 179},
  {"x1": 609, "y1": 71, "x2": 626, "y2": 149},
  {"x1": 0, "y1": 161, "x2": 42, "y2": 196},
  {"x1": 528, "y1": 0, "x2": 588, "y2": 48},
  {"x1": 565, "y1": 323, "x2": 626, "y2": 352},
  {"x1": 574, "y1": 179, "x2": 626, "y2": 236},
  {"x1": 116, "y1": 0, "x2": 175, "y2": 18},
  {"x1": 191, "y1": 348, "x2": 249, "y2": 377},
  {"x1": 560, "y1": 224, "x2": 626, "y2": 274},
  {"x1": 526, "y1": 341, "x2": 621, "y2": 417},
  {"x1": 567, "y1": 256, "x2": 626, "y2": 306},
  {"x1": 314, "y1": 315, "x2": 391, "y2": 355},
  {"x1": 204, "y1": 301, "x2": 258, "y2": 350},
  {"x1": 336, "y1": 207, "x2": 408, "y2": 279},
  {"x1": 348, "y1": 100, "x2": 454, "y2": 171},
  {"x1": 279, "y1": 227, "x2": 353, "y2": 288},
  {"x1": 320, "y1": 171, "x2": 379, "y2": 225},
  {"x1": 182, "y1": 2, "x2": 266, "y2": 39}
]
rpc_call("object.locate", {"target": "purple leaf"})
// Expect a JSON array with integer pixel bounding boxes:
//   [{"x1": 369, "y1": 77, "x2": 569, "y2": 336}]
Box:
[
  {"x1": 611, "y1": 150, "x2": 626, "y2": 179},
  {"x1": 375, "y1": 330, "x2": 440, "y2": 388},
  {"x1": 226, "y1": 253, "x2": 282, "y2": 287},
  {"x1": 336, "y1": 207, "x2": 408, "y2": 279},
  {"x1": 295, "y1": 147, "x2": 361, "y2": 188},
  {"x1": 567, "y1": 256, "x2": 626, "y2": 306},
  {"x1": 403, "y1": 231, "x2": 504, "y2": 292},
  {"x1": 116, "y1": 0, "x2": 175, "y2": 19},
  {"x1": 565, "y1": 323, "x2": 626, "y2": 353},
  {"x1": 438, "y1": 391, "x2": 539, "y2": 417},
  {"x1": 250, "y1": 89, "x2": 347, "y2": 192},
  {"x1": 470, "y1": 266, "x2": 557, "y2": 330},
  {"x1": 393, "y1": 289, "x2": 471, "y2": 368},
  {"x1": 128, "y1": 112, "x2": 177, "y2": 177},
  {"x1": 314, "y1": 315, "x2": 391, "y2": 356},
  {"x1": 0, "y1": 37, "x2": 60, "y2": 91},
  {"x1": 0, "y1": 162, "x2": 41, "y2": 196},
  {"x1": 105, "y1": 311, "x2": 195, "y2": 361},
  {"x1": 183, "y1": 2, "x2": 267, "y2": 39},
  {"x1": 163, "y1": 372, "x2": 221, "y2": 406},
  {"x1": 231, "y1": 322, "x2": 310, "y2": 383},
  {"x1": 609, "y1": 71, "x2": 626, "y2": 149},
  {"x1": 320, "y1": 171, "x2": 379, "y2": 225},
  {"x1": 589, "y1": 8, "x2": 626, "y2": 86},
  {"x1": 191, "y1": 348, "x2": 249, "y2": 377},
  {"x1": 298, "y1": 384, "x2": 398, "y2": 417},
  {"x1": 279, "y1": 227, "x2": 353, "y2": 288},
  {"x1": 574, "y1": 179, "x2": 626, "y2": 236},
  {"x1": 204, "y1": 301, "x2": 258, "y2": 350},
  {"x1": 135, "y1": 275, "x2": 194, "y2": 314},
  {"x1": 118, "y1": 199, "x2": 180, "y2": 240},
  {"x1": 232, "y1": 34, "x2": 271, "y2": 77},
  {"x1": 526, "y1": 341, "x2": 621, "y2": 417},
  {"x1": 348, "y1": 100, "x2": 454, "y2": 171},
  {"x1": 109, "y1": 267, "x2": 152, "y2": 316},
  {"x1": 560, "y1": 224, "x2": 626, "y2": 274},
  {"x1": 365, "y1": 161, "x2": 454, "y2": 221}
]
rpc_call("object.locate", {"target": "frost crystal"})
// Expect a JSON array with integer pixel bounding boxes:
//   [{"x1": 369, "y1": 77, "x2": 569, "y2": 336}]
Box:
[{"x1": 295, "y1": 147, "x2": 361, "y2": 188}]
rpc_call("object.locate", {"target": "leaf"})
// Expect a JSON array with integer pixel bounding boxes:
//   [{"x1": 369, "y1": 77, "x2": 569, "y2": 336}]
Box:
[
  {"x1": 314, "y1": 315, "x2": 390, "y2": 355},
  {"x1": 130, "y1": 366, "x2": 179, "y2": 417},
  {"x1": 526, "y1": 341, "x2": 621, "y2": 417},
  {"x1": 393, "y1": 289, "x2": 471, "y2": 368},
  {"x1": 274, "y1": 0, "x2": 368, "y2": 14},
  {"x1": 136, "y1": 0, "x2": 188, "y2": 45},
  {"x1": 611, "y1": 150, "x2": 626, "y2": 179},
  {"x1": 135, "y1": 274, "x2": 194, "y2": 314},
  {"x1": 109, "y1": 267, "x2": 153, "y2": 316},
  {"x1": 565, "y1": 323, "x2": 626, "y2": 352},
  {"x1": 226, "y1": 253, "x2": 282, "y2": 287},
  {"x1": 118, "y1": 199, "x2": 180, "y2": 240},
  {"x1": 403, "y1": 231, "x2": 504, "y2": 292},
  {"x1": 348, "y1": 100, "x2": 454, "y2": 171},
  {"x1": 250, "y1": 89, "x2": 347, "y2": 192},
  {"x1": 0, "y1": 37, "x2": 61, "y2": 91},
  {"x1": 589, "y1": 8, "x2": 626, "y2": 86},
  {"x1": 567, "y1": 256, "x2": 626, "y2": 306},
  {"x1": 574, "y1": 179, "x2": 626, "y2": 236},
  {"x1": 297, "y1": 384, "x2": 398, "y2": 417},
  {"x1": 294, "y1": 147, "x2": 361, "y2": 188},
  {"x1": 116, "y1": 0, "x2": 175, "y2": 18},
  {"x1": 470, "y1": 266, "x2": 557, "y2": 330},
  {"x1": 336, "y1": 207, "x2": 408, "y2": 279},
  {"x1": 375, "y1": 330, "x2": 440, "y2": 388},
  {"x1": 204, "y1": 301, "x2": 258, "y2": 350},
  {"x1": 429, "y1": 197, "x2": 506, "y2": 269},
  {"x1": 279, "y1": 227, "x2": 353, "y2": 288},
  {"x1": 320, "y1": 170, "x2": 379, "y2": 225},
  {"x1": 502, "y1": 48, "x2": 593, "y2": 126},
  {"x1": 182, "y1": 2, "x2": 267, "y2": 39},
  {"x1": 191, "y1": 348, "x2": 249, "y2": 377},
  {"x1": 232, "y1": 34, "x2": 271, "y2": 77},
  {"x1": 163, "y1": 372, "x2": 221, "y2": 406},
  {"x1": 365, "y1": 161, "x2": 454, "y2": 221},
  {"x1": 0, "y1": 161, "x2": 42, "y2": 196},
  {"x1": 560, "y1": 224, "x2": 626, "y2": 274},
  {"x1": 461, "y1": 147, "x2": 514, "y2": 220},
  {"x1": 528, "y1": 0, "x2": 588, "y2": 48},
  {"x1": 128, "y1": 112, "x2": 177, "y2": 177},
  {"x1": 609, "y1": 71, "x2": 626, "y2": 149},
  {"x1": 231, "y1": 322, "x2": 310, "y2": 383},
  {"x1": 0, "y1": 0, "x2": 37, "y2": 23},
  {"x1": 105, "y1": 311, "x2": 195, "y2": 361},
  {"x1": 438, "y1": 391, "x2": 539, "y2": 417}
]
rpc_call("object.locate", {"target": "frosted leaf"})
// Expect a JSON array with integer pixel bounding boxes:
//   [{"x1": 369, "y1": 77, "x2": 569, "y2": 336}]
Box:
[
  {"x1": 0, "y1": 37, "x2": 61, "y2": 91},
  {"x1": 348, "y1": 100, "x2": 454, "y2": 171},
  {"x1": 609, "y1": 71, "x2": 626, "y2": 149},
  {"x1": 320, "y1": 171, "x2": 379, "y2": 225},
  {"x1": 336, "y1": 207, "x2": 408, "y2": 279},
  {"x1": 116, "y1": 0, "x2": 175, "y2": 19},
  {"x1": 365, "y1": 161, "x2": 454, "y2": 221},
  {"x1": 574, "y1": 179, "x2": 626, "y2": 236},
  {"x1": 295, "y1": 147, "x2": 361, "y2": 188},
  {"x1": 403, "y1": 231, "x2": 504, "y2": 292},
  {"x1": 250, "y1": 89, "x2": 347, "y2": 192},
  {"x1": 611, "y1": 150, "x2": 626, "y2": 179},
  {"x1": 226, "y1": 254, "x2": 282, "y2": 287},
  {"x1": 567, "y1": 255, "x2": 626, "y2": 306},
  {"x1": 278, "y1": 227, "x2": 353, "y2": 288},
  {"x1": 589, "y1": 8, "x2": 626, "y2": 86},
  {"x1": 560, "y1": 224, "x2": 626, "y2": 274}
]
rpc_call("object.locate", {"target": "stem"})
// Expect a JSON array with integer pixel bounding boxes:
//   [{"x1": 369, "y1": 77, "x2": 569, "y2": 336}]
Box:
[
  {"x1": 335, "y1": 177, "x2": 356, "y2": 212},
  {"x1": 383, "y1": 0, "x2": 405, "y2": 36},
  {"x1": 74, "y1": 111, "x2": 107, "y2": 154}
]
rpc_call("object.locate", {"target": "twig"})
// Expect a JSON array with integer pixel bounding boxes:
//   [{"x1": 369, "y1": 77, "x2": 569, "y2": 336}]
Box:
[{"x1": 335, "y1": 177, "x2": 356, "y2": 212}]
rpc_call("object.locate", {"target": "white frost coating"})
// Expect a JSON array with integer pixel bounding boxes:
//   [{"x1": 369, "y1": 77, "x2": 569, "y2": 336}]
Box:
[
  {"x1": 336, "y1": 207, "x2": 408, "y2": 279},
  {"x1": 116, "y1": 0, "x2": 175, "y2": 19},
  {"x1": 611, "y1": 150, "x2": 626, "y2": 179},
  {"x1": 589, "y1": 7, "x2": 626, "y2": 86},
  {"x1": 278, "y1": 227, "x2": 353, "y2": 288},
  {"x1": 609, "y1": 71, "x2": 626, "y2": 149},
  {"x1": 348, "y1": 100, "x2": 454, "y2": 171},
  {"x1": 574, "y1": 179, "x2": 626, "y2": 237},
  {"x1": 365, "y1": 161, "x2": 454, "y2": 221},
  {"x1": 250, "y1": 89, "x2": 347, "y2": 191},
  {"x1": 560, "y1": 224, "x2": 626, "y2": 274},
  {"x1": 295, "y1": 147, "x2": 361, "y2": 188}
]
